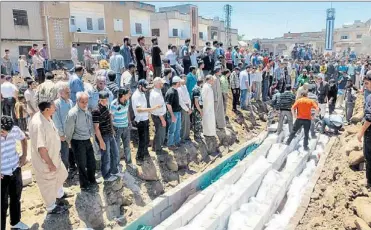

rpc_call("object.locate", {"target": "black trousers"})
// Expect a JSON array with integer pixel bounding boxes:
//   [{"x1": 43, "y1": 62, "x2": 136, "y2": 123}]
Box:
[
  {"x1": 36, "y1": 68, "x2": 45, "y2": 84},
  {"x1": 152, "y1": 115, "x2": 166, "y2": 152},
  {"x1": 1, "y1": 168, "x2": 22, "y2": 230},
  {"x1": 183, "y1": 59, "x2": 191, "y2": 75},
  {"x1": 2, "y1": 98, "x2": 16, "y2": 120},
  {"x1": 286, "y1": 119, "x2": 311, "y2": 147},
  {"x1": 137, "y1": 120, "x2": 150, "y2": 159},
  {"x1": 231, "y1": 88, "x2": 240, "y2": 110},
  {"x1": 364, "y1": 131, "x2": 371, "y2": 185},
  {"x1": 71, "y1": 139, "x2": 97, "y2": 189},
  {"x1": 69, "y1": 148, "x2": 77, "y2": 170},
  {"x1": 154, "y1": 66, "x2": 162, "y2": 78},
  {"x1": 226, "y1": 63, "x2": 233, "y2": 71},
  {"x1": 137, "y1": 67, "x2": 146, "y2": 81}
]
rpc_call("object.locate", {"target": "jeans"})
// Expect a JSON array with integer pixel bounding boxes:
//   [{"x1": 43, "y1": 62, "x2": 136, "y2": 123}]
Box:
[
  {"x1": 231, "y1": 88, "x2": 240, "y2": 110},
  {"x1": 262, "y1": 78, "x2": 269, "y2": 101},
  {"x1": 364, "y1": 132, "x2": 371, "y2": 184},
  {"x1": 167, "y1": 112, "x2": 181, "y2": 146},
  {"x1": 152, "y1": 115, "x2": 166, "y2": 152},
  {"x1": 114, "y1": 126, "x2": 131, "y2": 163},
  {"x1": 321, "y1": 117, "x2": 342, "y2": 133},
  {"x1": 181, "y1": 109, "x2": 191, "y2": 140},
  {"x1": 345, "y1": 101, "x2": 355, "y2": 122},
  {"x1": 115, "y1": 73, "x2": 121, "y2": 89},
  {"x1": 71, "y1": 139, "x2": 97, "y2": 189},
  {"x1": 100, "y1": 134, "x2": 119, "y2": 179},
  {"x1": 61, "y1": 141, "x2": 70, "y2": 170},
  {"x1": 277, "y1": 110, "x2": 293, "y2": 134},
  {"x1": 136, "y1": 120, "x2": 150, "y2": 159},
  {"x1": 1, "y1": 168, "x2": 22, "y2": 230},
  {"x1": 3, "y1": 98, "x2": 16, "y2": 120},
  {"x1": 43, "y1": 59, "x2": 49, "y2": 71},
  {"x1": 240, "y1": 89, "x2": 248, "y2": 109},
  {"x1": 286, "y1": 119, "x2": 311, "y2": 148}
]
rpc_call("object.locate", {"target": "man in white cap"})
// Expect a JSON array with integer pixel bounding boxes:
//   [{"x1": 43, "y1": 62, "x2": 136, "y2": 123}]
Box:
[
  {"x1": 211, "y1": 66, "x2": 226, "y2": 129},
  {"x1": 150, "y1": 77, "x2": 167, "y2": 154},
  {"x1": 165, "y1": 76, "x2": 182, "y2": 150}
]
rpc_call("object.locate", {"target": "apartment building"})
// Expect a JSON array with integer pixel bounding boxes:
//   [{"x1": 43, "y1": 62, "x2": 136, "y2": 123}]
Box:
[{"x1": 1, "y1": 2, "x2": 45, "y2": 64}]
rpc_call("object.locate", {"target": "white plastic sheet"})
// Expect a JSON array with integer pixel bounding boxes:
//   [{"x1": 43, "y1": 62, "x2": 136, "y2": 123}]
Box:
[{"x1": 255, "y1": 170, "x2": 282, "y2": 202}]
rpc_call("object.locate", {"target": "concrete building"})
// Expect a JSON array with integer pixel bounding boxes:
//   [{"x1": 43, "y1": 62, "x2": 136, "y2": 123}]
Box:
[
  {"x1": 151, "y1": 4, "x2": 238, "y2": 52},
  {"x1": 1, "y1": 2, "x2": 45, "y2": 64}
]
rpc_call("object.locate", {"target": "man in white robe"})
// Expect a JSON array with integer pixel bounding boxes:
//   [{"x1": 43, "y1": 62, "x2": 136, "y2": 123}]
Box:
[
  {"x1": 201, "y1": 75, "x2": 216, "y2": 137},
  {"x1": 211, "y1": 67, "x2": 226, "y2": 129},
  {"x1": 29, "y1": 101, "x2": 68, "y2": 214}
]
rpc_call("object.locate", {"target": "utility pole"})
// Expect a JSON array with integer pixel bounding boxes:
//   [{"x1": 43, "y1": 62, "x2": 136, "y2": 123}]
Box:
[{"x1": 224, "y1": 4, "x2": 232, "y2": 46}]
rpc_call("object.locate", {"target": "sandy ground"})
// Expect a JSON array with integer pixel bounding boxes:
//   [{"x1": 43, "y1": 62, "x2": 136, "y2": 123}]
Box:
[
  {"x1": 296, "y1": 95, "x2": 371, "y2": 230},
  {"x1": 8, "y1": 72, "x2": 267, "y2": 229}
]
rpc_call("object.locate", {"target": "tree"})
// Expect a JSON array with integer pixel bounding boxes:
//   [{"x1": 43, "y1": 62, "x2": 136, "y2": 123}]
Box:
[{"x1": 237, "y1": 34, "x2": 245, "y2": 41}]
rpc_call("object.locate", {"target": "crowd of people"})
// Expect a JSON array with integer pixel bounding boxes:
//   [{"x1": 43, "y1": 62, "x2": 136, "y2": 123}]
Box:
[{"x1": 1, "y1": 35, "x2": 371, "y2": 229}]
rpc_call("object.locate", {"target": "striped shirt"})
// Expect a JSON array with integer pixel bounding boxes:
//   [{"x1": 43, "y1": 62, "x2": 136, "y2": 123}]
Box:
[
  {"x1": 230, "y1": 71, "x2": 240, "y2": 89},
  {"x1": 110, "y1": 99, "x2": 130, "y2": 128},
  {"x1": 92, "y1": 103, "x2": 113, "y2": 136},
  {"x1": 277, "y1": 91, "x2": 296, "y2": 111},
  {"x1": 1, "y1": 126, "x2": 25, "y2": 175}
]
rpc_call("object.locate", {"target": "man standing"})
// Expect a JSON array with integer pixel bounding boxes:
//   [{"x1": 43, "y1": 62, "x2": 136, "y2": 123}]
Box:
[
  {"x1": 357, "y1": 73, "x2": 371, "y2": 188},
  {"x1": 135, "y1": 36, "x2": 147, "y2": 81},
  {"x1": 202, "y1": 48, "x2": 214, "y2": 77},
  {"x1": 2, "y1": 49, "x2": 13, "y2": 76},
  {"x1": 186, "y1": 66, "x2": 197, "y2": 97},
  {"x1": 165, "y1": 76, "x2": 183, "y2": 150},
  {"x1": 88, "y1": 76, "x2": 114, "y2": 110},
  {"x1": 40, "y1": 44, "x2": 49, "y2": 71},
  {"x1": 239, "y1": 65, "x2": 251, "y2": 110},
  {"x1": 201, "y1": 75, "x2": 216, "y2": 137},
  {"x1": 132, "y1": 80, "x2": 161, "y2": 161},
  {"x1": 192, "y1": 77, "x2": 204, "y2": 140},
  {"x1": 275, "y1": 85, "x2": 296, "y2": 134},
  {"x1": 150, "y1": 77, "x2": 167, "y2": 155},
  {"x1": 151, "y1": 37, "x2": 162, "y2": 78},
  {"x1": 35, "y1": 72, "x2": 58, "y2": 105},
  {"x1": 65, "y1": 92, "x2": 98, "y2": 192},
  {"x1": 1, "y1": 76, "x2": 18, "y2": 119},
  {"x1": 316, "y1": 75, "x2": 329, "y2": 118},
  {"x1": 24, "y1": 80, "x2": 39, "y2": 118},
  {"x1": 53, "y1": 82, "x2": 74, "y2": 177},
  {"x1": 211, "y1": 67, "x2": 226, "y2": 129},
  {"x1": 120, "y1": 37, "x2": 134, "y2": 69},
  {"x1": 109, "y1": 45, "x2": 125, "y2": 87},
  {"x1": 121, "y1": 63, "x2": 137, "y2": 92},
  {"x1": 69, "y1": 65, "x2": 85, "y2": 105},
  {"x1": 1, "y1": 116, "x2": 29, "y2": 230},
  {"x1": 107, "y1": 71, "x2": 120, "y2": 99},
  {"x1": 92, "y1": 92, "x2": 119, "y2": 182},
  {"x1": 230, "y1": 67, "x2": 240, "y2": 111},
  {"x1": 286, "y1": 90, "x2": 319, "y2": 150},
  {"x1": 71, "y1": 44, "x2": 79, "y2": 65},
  {"x1": 178, "y1": 75, "x2": 192, "y2": 142},
  {"x1": 111, "y1": 88, "x2": 133, "y2": 168},
  {"x1": 29, "y1": 101, "x2": 68, "y2": 214},
  {"x1": 181, "y1": 39, "x2": 191, "y2": 74}
]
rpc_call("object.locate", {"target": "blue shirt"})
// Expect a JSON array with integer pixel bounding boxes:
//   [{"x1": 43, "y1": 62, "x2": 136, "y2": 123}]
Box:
[
  {"x1": 180, "y1": 45, "x2": 190, "y2": 60},
  {"x1": 186, "y1": 72, "x2": 197, "y2": 97},
  {"x1": 69, "y1": 74, "x2": 84, "y2": 105},
  {"x1": 348, "y1": 65, "x2": 355, "y2": 75},
  {"x1": 120, "y1": 45, "x2": 133, "y2": 69},
  {"x1": 53, "y1": 98, "x2": 73, "y2": 136},
  {"x1": 110, "y1": 99, "x2": 130, "y2": 128},
  {"x1": 109, "y1": 52, "x2": 125, "y2": 74},
  {"x1": 88, "y1": 87, "x2": 114, "y2": 110},
  {"x1": 338, "y1": 65, "x2": 348, "y2": 74}
]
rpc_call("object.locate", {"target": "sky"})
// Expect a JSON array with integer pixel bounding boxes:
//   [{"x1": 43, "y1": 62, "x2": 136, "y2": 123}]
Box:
[{"x1": 145, "y1": 2, "x2": 371, "y2": 40}]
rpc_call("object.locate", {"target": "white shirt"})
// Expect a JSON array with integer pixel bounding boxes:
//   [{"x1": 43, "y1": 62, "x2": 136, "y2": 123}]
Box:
[
  {"x1": 239, "y1": 70, "x2": 250, "y2": 90},
  {"x1": 150, "y1": 88, "x2": 166, "y2": 116},
  {"x1": 121, "y1": 71, "x2": 133, "y2": 87},
  {"x1": 132, "y1": 89, "x2": 149, "y2": 122},
  {"x1": 32, "y1": 55, "x2": 44, "y2": 69},
  {"x1": 24, "y1": 89, "x2": 38, "y2": 114},
  {"x1": 165, "y1": 50, "x2": 177, "y2": 65},
  {"x1": 190, "y1": 52, "x2": 199, "y2": 67},
  {"x1": 71, "y1": 47, "x2": 78, "y2": 59},
  {"x1": 1, "y1": 82, "x2": 18, "y2": 98},
  {"x1": 177, "y1": 85, "x2": 191, "y2": 112}
]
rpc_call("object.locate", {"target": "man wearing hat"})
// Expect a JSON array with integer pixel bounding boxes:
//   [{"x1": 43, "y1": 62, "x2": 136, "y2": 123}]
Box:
[
  {"x1": 230, "y1": 66, "x2": 240, "y2": 111},
  {"x1": 92, "y1": 91, "x2": 120, "y2": 182},
  {"x1": 211, "y1": 66, "x2": 226, "y2": 129},
  {"x1": 150, "y1": 77, "x2": 167, "y2": 154},
  {"x1": 165, "y1": 76, "x2": 183, "y2": 150},
  {"x1": 1, "y1": 116, "x2": 29, "y2": 229},
  {"x1": 132, "y1": 79, "x2": 162, "y2": 161}
]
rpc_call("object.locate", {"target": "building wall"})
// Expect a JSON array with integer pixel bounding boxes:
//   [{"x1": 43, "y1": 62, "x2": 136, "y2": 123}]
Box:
[
  {"x1": 129, "y1": 9, "x2": 151, "y2": 37},
  {"x1": 69, "y1": 2, "x2": 106, "y2": 34},
  {"x1": 150, "y1": 17, "x2": 169, "y2": 52},
  {"x1": 198, "y1": 24, "x2": 208, "y2": 42},
  {"x1": 168, "y1": 19, "x2": 190, "y2": 39},
  {"x1": 1, "y1": 2, "x2": 44, "y2": 41}
]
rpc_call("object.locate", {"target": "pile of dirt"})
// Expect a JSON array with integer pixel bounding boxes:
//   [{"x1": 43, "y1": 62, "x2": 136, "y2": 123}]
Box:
[
  {"x1": 296, "y1": 95, "x2": 370, "y2": 230},
  {"x1": 12, "y1": 72, "x2": 268, "y2": 229}
]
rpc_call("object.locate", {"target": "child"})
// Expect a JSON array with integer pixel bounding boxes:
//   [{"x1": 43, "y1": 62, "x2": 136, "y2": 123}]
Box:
[
  {"x1": 344, "y1": 79, "x2": 358, "y2": 124},
  {"x1": 14, "y1": 95, "x2": 28, "y2": 133}
]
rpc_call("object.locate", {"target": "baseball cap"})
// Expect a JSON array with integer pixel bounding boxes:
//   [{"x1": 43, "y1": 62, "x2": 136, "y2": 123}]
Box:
[
  {"x1": 138, "y1": 79, "x2": 149, "y2": 89},
  {"x1": 153, "y1": 77, "x2": 166, "y2": 84},
  {"x1": 172, "y1": 76, "x2": 181, "y2": 83}
]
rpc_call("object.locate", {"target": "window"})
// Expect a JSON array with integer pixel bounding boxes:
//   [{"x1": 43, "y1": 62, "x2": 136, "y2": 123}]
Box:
[
  {"x1": 86, "y1": 18, "x2": 93, "y2": 30},
  {"x1": 98, "y1": 18, "x2": 104, "y2": 30},
  {"x1": 152, "y1": 29, "x2": 160, "y2": 37},
  {"x1": 70, "y1": 16, "x2": 75, "y2": 25},
  {"x1": 13, "y1": 9, "x2": 28, "y2": 26},
  {"x1": 135, "y1": 23, "x2": 142, "y2": 34},
  {"x1": 211, "y1": 31, "x2": 218, "y2": 40},
  {"x1": 341, "y1": 35, "x2": 348, "y2": 40},
  {"x1": 18, "y1": 46, "x2": 31, "y2": 56},
  {"x1": 199, "y1": 32, "x2": 204, "y2": 39},
  {"x1": 172, "y1": 29, "x2": 178, "y2": 37},
  {"x1": 357, "y1": 34, "x2": 362, "y2": 39},
  {"x1": 114, "y1": 19, "x2": 123, "y2": 32}
]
